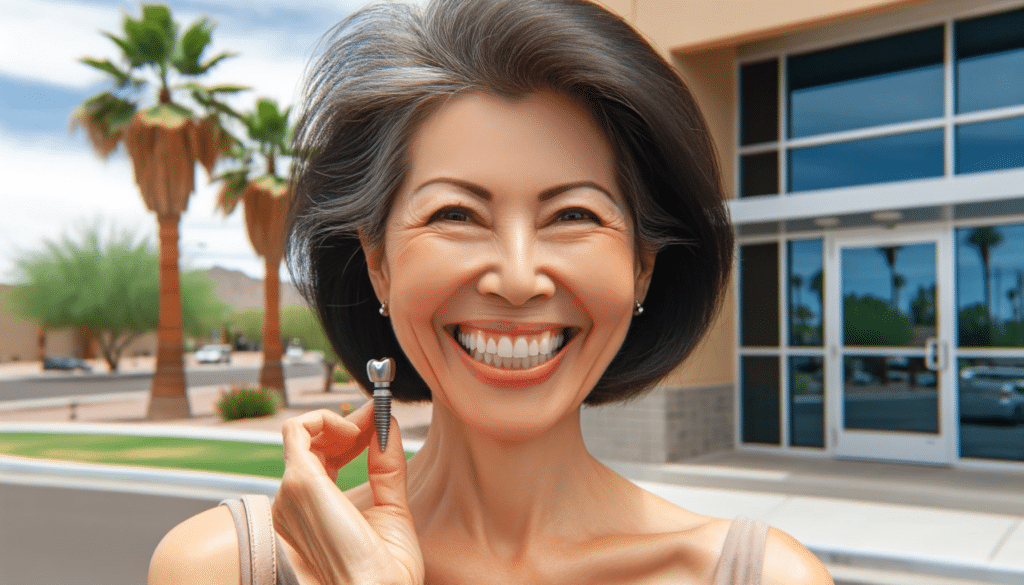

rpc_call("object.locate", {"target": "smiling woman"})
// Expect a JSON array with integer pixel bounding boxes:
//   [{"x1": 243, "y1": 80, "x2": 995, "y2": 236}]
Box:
[{"x1": 148, "y1": 1, "x2": 832, "y2": 584}]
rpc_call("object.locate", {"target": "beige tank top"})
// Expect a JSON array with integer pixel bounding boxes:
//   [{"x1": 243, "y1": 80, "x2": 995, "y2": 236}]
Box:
[{"x1": 223, "y1": 497, "x2": 768, "y2": 585}]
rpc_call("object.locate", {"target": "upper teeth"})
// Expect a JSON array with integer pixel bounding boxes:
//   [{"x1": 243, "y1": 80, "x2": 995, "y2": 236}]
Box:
[{"x1": 457, "y1": 327, "x2": 565, "y2": 369}]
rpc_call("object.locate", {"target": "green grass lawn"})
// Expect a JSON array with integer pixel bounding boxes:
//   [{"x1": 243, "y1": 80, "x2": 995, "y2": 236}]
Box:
[{"x1": 0, "y1": 433, "x2": 412, "y2": 490}]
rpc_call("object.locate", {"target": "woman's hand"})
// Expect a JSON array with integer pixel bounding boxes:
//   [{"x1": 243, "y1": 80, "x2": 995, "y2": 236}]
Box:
[{"x1": 272, "y1": 402, "x2": 424, "y2": 585}]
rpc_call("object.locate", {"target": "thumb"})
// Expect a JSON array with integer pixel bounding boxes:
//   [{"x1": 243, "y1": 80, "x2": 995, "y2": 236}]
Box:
[{"x1": 366, "y1": 415, "x2": 410, "y2": 513}]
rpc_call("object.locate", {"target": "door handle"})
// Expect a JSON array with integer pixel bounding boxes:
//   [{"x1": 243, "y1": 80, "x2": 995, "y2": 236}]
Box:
[
  {"x1": 925, "y1": 337, "x2": 947, "y2": 371},
  {"x1": 925, "y1": 337, "x2": 938, "y2": 371}
]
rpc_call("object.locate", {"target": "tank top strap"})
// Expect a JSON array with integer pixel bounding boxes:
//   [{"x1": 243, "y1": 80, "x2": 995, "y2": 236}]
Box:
[
  {"x1": 711, "y1": 516, "x2": 770, "y2": 585},
  {"x1": 221, "y1": 495, "x2": 301, "y2": 585}
]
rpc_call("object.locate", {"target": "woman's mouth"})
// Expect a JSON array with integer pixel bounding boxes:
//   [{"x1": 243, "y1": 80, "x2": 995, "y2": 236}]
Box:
[{"x1": 450, "y1": 325, "x2": 576, "y2": 370}]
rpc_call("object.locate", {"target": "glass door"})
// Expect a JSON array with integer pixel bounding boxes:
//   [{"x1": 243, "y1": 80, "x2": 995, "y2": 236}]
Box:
[{"x1": 826, "y1": 229, "x2": 954, "y2": 464}]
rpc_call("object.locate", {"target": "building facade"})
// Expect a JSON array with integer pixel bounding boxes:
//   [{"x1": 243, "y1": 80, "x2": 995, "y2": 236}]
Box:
[{"x1": 583, "y1": 0, "x2": 1024, "y2": 469}]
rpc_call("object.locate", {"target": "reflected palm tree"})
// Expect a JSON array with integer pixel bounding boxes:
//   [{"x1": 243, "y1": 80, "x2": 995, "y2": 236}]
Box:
[
  {"x1": 878, "y1": 246, "x2": 903, "y2": 309},
  {"x1": 967, "y1": 227, "x2": 1004, "y2": 327}
]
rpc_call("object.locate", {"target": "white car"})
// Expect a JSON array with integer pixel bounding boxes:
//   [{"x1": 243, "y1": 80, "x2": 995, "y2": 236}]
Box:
[
  {"x1": 195, "y1": 344, "x2": 232, "y2": 364},
  {"x1": 286, "y1": 345, "x2": 305, "y2": 362}
]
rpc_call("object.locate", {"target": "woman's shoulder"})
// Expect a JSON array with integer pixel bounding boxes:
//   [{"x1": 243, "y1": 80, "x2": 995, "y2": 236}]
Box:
[
  {"x1": 148, "y1": 505, "x2": 241, "y2": 585},
  {"x1": 639, "y1": 492, "x2": 832, "y2": 584}
]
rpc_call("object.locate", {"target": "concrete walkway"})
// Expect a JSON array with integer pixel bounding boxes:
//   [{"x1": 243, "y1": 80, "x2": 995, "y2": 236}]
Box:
[{"x1": 1, "y1": 356, "x2": 1023, "y2": 584}]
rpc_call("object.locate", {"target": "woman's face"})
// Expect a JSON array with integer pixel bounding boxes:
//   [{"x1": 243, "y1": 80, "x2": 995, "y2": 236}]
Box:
[{"x1": 365, "y1": 90, "x2": 654, "y2": 441}]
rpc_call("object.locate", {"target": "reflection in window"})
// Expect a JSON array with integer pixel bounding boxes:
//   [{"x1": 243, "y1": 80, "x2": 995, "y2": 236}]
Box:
[
  {"x1": 842, "y1": 243, "x2": 936, "y2": 348},
  {"x1": 843, "y1": 355, "x2": 939, "y2": 433},
  {"x1": 789, "y1": 129, "x2": 943, "y2": 192},
  {"x1": 789, "y1": 356, "x2": 824, "y2": 447},
  {"x1": 955, "y1": 7, "x2": 1024, "y2": 113},
  {"x1": 788, "y1": 240, "x2": 823, "y2": 346},
  {"x1": 958, "y1": 358, "x2": 1024, "y2": 461},
  {"x1": 742, "y1": 356, "x2": 781, "y2": 444},
  {"x1": 740, "y1": 243, "x2": 779, "y2": 346},
  {"x1": 956, "y1": 224, "x2": 1024, "y2": 348},
  {"x1": 788, "y1": 27, "x2": 943, "y2": 138},
  {"x1": 956, "y1": 116, "x2": 1024, "y2": 174}
]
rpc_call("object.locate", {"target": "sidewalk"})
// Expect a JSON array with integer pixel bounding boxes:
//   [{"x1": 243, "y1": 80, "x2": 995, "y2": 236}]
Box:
[{"x1": 1, "y1": 358, "x2": 1023, "y2": 584}]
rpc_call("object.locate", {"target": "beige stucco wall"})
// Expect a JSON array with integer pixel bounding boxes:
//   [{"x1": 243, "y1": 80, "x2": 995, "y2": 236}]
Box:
[{"x1": 633, "y1": 0, "x2": 930, "y2": 53}]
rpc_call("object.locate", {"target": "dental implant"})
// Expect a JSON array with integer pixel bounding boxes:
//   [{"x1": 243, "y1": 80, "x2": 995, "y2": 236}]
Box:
[{"x1": 366, "y1": 357, "x2": 395, "y2": 451}]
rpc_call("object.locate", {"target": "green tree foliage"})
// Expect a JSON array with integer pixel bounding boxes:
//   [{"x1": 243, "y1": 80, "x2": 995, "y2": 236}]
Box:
[
  {"x1": 843, "y1": 294, "x2": 913, "y2": 347},
  {"x1": 7, "y1": 224, "x2": 231, "y2": 372}
]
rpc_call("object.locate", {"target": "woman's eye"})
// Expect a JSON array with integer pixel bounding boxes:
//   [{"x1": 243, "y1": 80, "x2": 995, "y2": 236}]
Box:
[
  {"x1": 556, "y1": 208, "x2": 601, "y2": 223},
  {"x1": 430, "y1": 207, "x2": 471, "y2": 223}
]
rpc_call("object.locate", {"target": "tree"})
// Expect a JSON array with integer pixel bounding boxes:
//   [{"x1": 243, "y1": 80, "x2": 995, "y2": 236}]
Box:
[
  {"x1": 71, "y1": 4, "x2": 244, "y2": 419},
  {"x1": 215, "y1": 98, "x2": 294, "y2": 402},
  {"x1": 7, "y1": 224, "x2": 231, "y2": 373},
  {"x1": 280, "y1": 305, "x2": 342, "y2": 393},
  {"x1": 878, "y1": 246, "x2": 903, "y2": 309},
  {"x1": 966, "y1": 226, "x2": 1004, "y2": 330}
]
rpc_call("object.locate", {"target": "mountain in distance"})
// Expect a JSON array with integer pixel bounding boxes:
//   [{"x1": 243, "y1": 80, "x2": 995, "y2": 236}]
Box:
[{"x1": 202, "y1": 266, "x2": 307, "y2": 312}]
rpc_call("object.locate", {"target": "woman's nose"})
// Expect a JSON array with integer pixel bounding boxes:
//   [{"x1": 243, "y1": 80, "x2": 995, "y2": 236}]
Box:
[{"x1": 476, "y1": 224, "x2": 555, "y2": 306}]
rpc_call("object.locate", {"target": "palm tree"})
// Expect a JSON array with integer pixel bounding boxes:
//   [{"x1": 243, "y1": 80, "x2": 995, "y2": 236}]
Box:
[
  {"x1": 71, "y1": 4, "x2": 244, "y2": 419},
  {"x1": 216, "y1": 98, "x2": 294, "y2": 403},
  {"x1": 878, "y1": 246, "x2": 903, "y2": 309},
  {"x1": 966, "y1": 227, "x2": 1004, "y2": 328}
]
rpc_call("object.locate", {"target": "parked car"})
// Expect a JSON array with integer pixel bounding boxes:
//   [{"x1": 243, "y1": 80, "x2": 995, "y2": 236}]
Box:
[
  {"x1": 285, "y1": 344, "x2": 305, "y2": 362},
  {"x1": 959, "y1": 366, "x2": 1024, "y2": 424},
  {"x1": 43, "y1": 355, "x2": 92, "y2": 372},
  {"x1": 195, "y1": 344, "x2": 232, "y2": 364}
]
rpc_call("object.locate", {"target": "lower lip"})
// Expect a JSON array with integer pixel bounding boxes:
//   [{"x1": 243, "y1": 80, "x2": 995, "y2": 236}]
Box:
[{"x1": 450, "y1": 335, "x2": 567, "y2": 389}]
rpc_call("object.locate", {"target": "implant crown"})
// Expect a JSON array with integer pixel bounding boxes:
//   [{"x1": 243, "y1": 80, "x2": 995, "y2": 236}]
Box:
[{"x1": 367, "y1": 357, "x2": 395, "y2": 387}]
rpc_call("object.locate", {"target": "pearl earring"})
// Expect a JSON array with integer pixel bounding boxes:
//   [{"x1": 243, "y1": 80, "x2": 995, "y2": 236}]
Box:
[
  {"x1": 633, "y1": 301, "x2": 644, "y2": 316},
  {"x1": 379, "y1": 301, "x2": 389, "y2": 317}
]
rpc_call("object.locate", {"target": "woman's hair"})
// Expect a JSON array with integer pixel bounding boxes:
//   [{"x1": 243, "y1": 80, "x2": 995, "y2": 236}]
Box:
[{"x1": 287, "y1": 0, "x2": 733, "y2": 404}]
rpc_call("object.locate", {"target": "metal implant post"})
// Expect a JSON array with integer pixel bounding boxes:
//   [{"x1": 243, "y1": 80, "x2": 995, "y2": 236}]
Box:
[{"x1": 366, "y1": 358, "x2": 395, "y2": 451}]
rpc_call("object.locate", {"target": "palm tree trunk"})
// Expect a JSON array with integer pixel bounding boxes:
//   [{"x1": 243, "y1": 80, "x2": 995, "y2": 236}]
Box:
[
  {"x1": 37, "y1": 325, "x2": 46, "y2": 364},
  {"x1": 259, "y1": 253, "x2": 287, "y2": 405},
  {"x1": 146, "y1": 213, "x2": 190, "y2": 419}
]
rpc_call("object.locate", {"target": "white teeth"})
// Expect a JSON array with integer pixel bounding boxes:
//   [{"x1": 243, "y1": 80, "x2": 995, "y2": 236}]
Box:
[
  {"x1": 513, "y1": 337, "x2": 528, "y2": 358},
  {"x1": 457, "y1": 327, "x2": 569, "y2": 370},
  {"x1": 497, "y1": 336, "x2": 513, "y2": 359}
]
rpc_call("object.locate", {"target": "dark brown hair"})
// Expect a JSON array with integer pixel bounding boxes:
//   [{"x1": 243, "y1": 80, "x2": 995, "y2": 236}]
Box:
[{"x1": 287, "y1": 0, "x2": 733, "y2": 404}]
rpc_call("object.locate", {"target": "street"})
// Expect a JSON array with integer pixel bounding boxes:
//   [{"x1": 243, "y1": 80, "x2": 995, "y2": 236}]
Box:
[{"x1": 0, "y1": 362, "x2": 323, "y2": 402}]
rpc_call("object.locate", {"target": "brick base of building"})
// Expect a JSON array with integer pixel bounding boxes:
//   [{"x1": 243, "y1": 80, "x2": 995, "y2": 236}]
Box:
[{"x1": 581, "y1": 384, "x2": 735, "y2": 464}]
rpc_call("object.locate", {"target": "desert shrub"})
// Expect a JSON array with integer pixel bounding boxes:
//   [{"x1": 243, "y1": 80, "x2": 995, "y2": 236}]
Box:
[{"x1": 216, "y1": 385, "x2": 281, "y2": 420}]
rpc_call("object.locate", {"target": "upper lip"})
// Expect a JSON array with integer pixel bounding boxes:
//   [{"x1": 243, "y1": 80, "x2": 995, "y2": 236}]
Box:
[{"x1": 451, "y1": 320, "x2": 570, "y2": 335}]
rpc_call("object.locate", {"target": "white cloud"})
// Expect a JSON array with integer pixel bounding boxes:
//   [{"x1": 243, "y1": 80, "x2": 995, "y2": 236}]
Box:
[{"x1": 0, "y1": 129, "x2": 262, "y2": 283}]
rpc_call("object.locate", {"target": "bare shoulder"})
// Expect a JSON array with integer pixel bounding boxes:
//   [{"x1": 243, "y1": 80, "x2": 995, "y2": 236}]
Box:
[
  {"x1": 148, "y1": 505, "x2": 240, "y2": 585},
  {"x1": 762, "y1": 527, "x2": 834, "y2": 585}
]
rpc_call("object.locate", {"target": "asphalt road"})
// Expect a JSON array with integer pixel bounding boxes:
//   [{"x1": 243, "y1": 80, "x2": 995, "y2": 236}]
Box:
[
  {"x1": 0, "y1": 363, "x2": 323, "y2": 402},
  {"x1": 0, "y1": 482, "x2": 218, "y2": 585}
]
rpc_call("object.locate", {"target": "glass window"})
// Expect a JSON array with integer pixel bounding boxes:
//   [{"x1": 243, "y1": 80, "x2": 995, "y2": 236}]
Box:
[
  {"x1": 789, "y1": 129, "x2": 944, "y2": 192},
  {"x1": 788, "y1": 239, "x2": 823, "y2": 346},
  {"x1": 740, "y1": 243, "x2": 779, "y2": 346},
  {"x1": 956, "y1": 116, "x2": 1024, "y2": 174},
  {"x1": 742, "y1": 356, "x2": 781, "y2": 444},
  {"x1": 956, "y1": 223, "x2": 1024, "y2": 348},
  {"x1": 740, "y1": 151, "x2": 779, "y2": 197},
  {"x1": 788, "y1": 27, "x2": 944, "y2": 138},
  {"x1": 843, "y1": 355, "x2": 939, "y2": 433},
  {"x1": 958, "y1": 357, "x2": 1024, "y2": 461},
  {"x1": 789, "y1": 356, "x2": 824, "y2": 447},
  {"x1": 955, "y1": 7, "x2": 1024, "y2": 113},
  {"x1": 741, "y1": 59, "x2": 779, "y2": 146},
  {"x1": 842, "y1": 243, "x2": 937, "y2": 347}
]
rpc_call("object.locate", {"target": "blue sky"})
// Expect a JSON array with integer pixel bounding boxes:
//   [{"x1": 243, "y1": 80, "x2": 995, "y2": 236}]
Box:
[{"x1": 0, "y1": 0, "x2": 374, "y2": 283}]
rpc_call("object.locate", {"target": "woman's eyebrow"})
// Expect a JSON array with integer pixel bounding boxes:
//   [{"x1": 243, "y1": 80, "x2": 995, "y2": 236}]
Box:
[{"x1": 413, "y1": 178, "x2": 617, "y2": 203}]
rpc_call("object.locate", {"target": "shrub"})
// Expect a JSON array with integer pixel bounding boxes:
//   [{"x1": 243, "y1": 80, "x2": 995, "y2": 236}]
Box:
[
  {"x1": 216, "y1": 385, "x2": 281, "y2": 420},
  {"x1": 333, "y1": 367, "x2": 352, "y2": 384}
]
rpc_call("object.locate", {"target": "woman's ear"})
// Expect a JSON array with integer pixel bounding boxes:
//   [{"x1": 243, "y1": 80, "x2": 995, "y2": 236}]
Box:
[
  {"x1": 634, "y1": 245, "x2": 657, "y2": 305},
  {"x1": 360, "y1": 231, "x2": 390, "y2": 304}
]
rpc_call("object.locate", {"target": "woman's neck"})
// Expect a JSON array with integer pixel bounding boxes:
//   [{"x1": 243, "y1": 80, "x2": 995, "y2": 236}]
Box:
[{"x1": 404, "y1": 400, "x2": 632, "y2": 559}]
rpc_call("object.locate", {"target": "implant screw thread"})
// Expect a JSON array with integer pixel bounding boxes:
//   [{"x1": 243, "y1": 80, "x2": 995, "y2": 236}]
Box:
[
  {"x1": 366, "y1": 358, "x2": 395, "y2": 451},
  {"x1": 373, "y1": 389, "x2": 392, "y2": 451}
]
